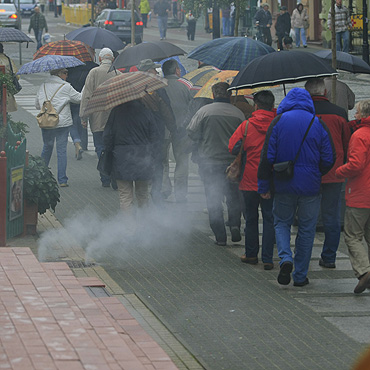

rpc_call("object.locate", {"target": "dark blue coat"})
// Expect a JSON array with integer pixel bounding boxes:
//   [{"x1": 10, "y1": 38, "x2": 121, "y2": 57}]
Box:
[
  {"x1": 258, "y1": 88, "x2": 336, "y2": 196},
  {"x1": 103, "y1": 100, "x2": 159, "y2": 181}
]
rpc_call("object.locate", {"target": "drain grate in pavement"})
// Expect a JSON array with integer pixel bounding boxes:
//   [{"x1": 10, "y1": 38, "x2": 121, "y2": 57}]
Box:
[
  {"x1": 62, "y1": 260, "x2": 96, "y2": 269},
  {"x1": 84, "y1": 286, "x2": 111, "y2": 297}
]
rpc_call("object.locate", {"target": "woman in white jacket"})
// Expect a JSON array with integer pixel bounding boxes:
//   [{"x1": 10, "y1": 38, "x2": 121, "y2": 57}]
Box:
[
  {"x1": 36, "y1": 68, "x2": 81, "y2": 187},
  {"x1": 291, "y1": 3, "x2": 308, "y2": 48}
]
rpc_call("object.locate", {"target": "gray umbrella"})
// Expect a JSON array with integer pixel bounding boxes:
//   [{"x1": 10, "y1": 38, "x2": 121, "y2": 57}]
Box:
[{"x1": 0, "y1": 28, "x2": 33, "y2": 43}]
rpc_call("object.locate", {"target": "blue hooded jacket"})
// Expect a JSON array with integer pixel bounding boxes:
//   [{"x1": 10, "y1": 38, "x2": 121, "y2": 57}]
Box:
[{"x1": 258, "y1": 88, "x2": 336, "y2": 196}]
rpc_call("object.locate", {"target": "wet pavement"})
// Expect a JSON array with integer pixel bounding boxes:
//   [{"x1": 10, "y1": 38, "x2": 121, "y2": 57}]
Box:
[{"x1": 4, "y1": 10, "x2": 370, "y2": 370}]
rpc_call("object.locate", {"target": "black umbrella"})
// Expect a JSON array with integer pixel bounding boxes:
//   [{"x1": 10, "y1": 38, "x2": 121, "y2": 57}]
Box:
[
  {"x1": 0, "y1": 28, "x2": 33, "y2": 43},
  {"x1": 112, "y1": 41, "x2": 186, "y2": 69},
  {"x1": 229, "y1": 51, "x2": 338, "y2": 94},
  {"x1": 65, "y1": 27, "x2": 125, "y2": 51},
  {"x1": 315, "y1": 50, "x2": 370, "y2": 74}
]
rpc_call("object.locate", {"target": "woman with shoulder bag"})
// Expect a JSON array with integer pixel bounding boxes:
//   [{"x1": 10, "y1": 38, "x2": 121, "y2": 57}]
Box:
[
  {"x1": 291, "y1": 3, "x2": 308, "y2": 48},
  {"x1": 35, "y1": 68, "x2": 81, "y2": 187}
]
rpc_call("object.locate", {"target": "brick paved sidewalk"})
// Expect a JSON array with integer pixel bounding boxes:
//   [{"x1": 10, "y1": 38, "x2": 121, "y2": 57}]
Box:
[{"x1": 0, "y1": 247, "x2": 178, "y2": 370}]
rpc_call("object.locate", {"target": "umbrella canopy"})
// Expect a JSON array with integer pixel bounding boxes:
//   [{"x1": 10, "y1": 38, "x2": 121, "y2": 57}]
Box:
[
  {"x1": 229, "y1": 51, "x2": 338, "y2": 90},
  {"x1": 112, "y1": 41, "x2": 186, "y2": 70},
  {"x1": 183, "y1": 65, "x2": 220, "y2": 88},
  {"x1": 33, "y1": 40, "x2": 94, "y2": 63},
  {"x1": 17, "y1": 55, "x2": 84, "y2": 75},
  {"x1": 84, "y1": 71, "x2": 167, "y2": 115},
  {"x1": 195, "y1": 70, "x2": 238, "y2": 98},
  {"x1": 65, "y1": 27, "x2": 125, "y2": 51},
  {"x1": 0, "y1": 28, "x2": 33, "y2": 43},
  {"x1": 315, "y1": 50, "x2": 370, "y2": 74},
  {"x1": 187, "y1": 37, "x2": 275, "y2": 71}
]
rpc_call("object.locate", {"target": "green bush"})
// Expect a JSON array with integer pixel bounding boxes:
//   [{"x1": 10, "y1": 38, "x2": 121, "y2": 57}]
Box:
[{"x1": 24, "y1": 155, "x2": 60, "y2": 215}]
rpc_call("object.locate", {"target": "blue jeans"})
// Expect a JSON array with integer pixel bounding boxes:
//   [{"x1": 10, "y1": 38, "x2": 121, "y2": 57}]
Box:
[
  {"x1": 336, "y1": 30, "x2": 349, "y2": 53},
  {"x1": 69, "y1": 104, "x2": 87, "y2": 149},
  {"x1": 92, "y1": 131, "x2": 110, "y2": 185},
  {"x1": 157, "y1": 16, "x2": 168, "y2": 39},
  {"x1": 242, "y1": 191, "x2": 275, "y2": 263},
  {"x1": 34, "y1": 29, "x2": 43, "y2": 49},
  {"x1": 320, "y1": 182, "x2": 342, "y2": 263},
  {"x1": 273, "y1": 193, "x2": 320, "y2": 283},
  {"x1": 222, "y1": 16, "x2": 230, "y2": 36},
  {"x1": 199, "y1": 163, "x2": 241, "y2": 243},
  {"x1": 295, "y1": 27, "x2": 306, "y2": 47},
  {"x1": 41, "y1": 127, "x2": 69, "y2": 184}
]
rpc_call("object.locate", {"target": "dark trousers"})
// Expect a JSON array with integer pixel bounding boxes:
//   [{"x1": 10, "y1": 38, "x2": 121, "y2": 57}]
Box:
[
  {"x1": 200, "y1": 163, "x2": 241, "y2": 243},
  {"x1": 92, "y1": 131, "x2": 111, "y2": 185},
  {"x1": 187, "y1": 20, "x2": 196, "y2": 40},
  {"x1": 141, "y1": 13, "x2": 148, "y2": 28},
  {"x1": 70, "y1": 104, "x2": 88, "y2": 150},
  {"x1": 242, "y1": 191, "x2": 275, "y2": 263}
]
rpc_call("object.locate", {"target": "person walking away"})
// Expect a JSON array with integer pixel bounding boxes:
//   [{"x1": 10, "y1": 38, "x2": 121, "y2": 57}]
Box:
[
  {"x1": 327, "y1": 0, "x2": 352, "y2": 53},
  {"x1": 103, "y1": 99, "x2": 159, "y2": 213},
  {"x1": 39, "y1": 0, "x2": 46, "y2": 13},
  {"x1": 186, "y1": 11, "x2": 196, "y2": 40},
  {"x1": 305, "y1": 78, "x2": 351, "y2": 269},
  {"x1": 67, "y1": 60, "x2": 98, "y2": 157},
  {"x1": 79, "y1": 48, "x2": 121, "y2": 189},
  {"x1": 0, "y1": 43, "x2": 19, "y2": 113},
  {"x1": 291, "y1": 3, "x2": 308, "y2": 48},
  {"x1": 258, "y1": 88, "x2": 336, "y2": 287},
  {"x1": 335, "y1": 100, "x2": 370, "y2": 294},
  {"x1": 221, "y1": 7, "x2": 231, "y2": 36},
  {"x1": 162, "y1": 59, "x2": 193, "y2": 203},
  {"x1": 275, "y1": 6, "x2": 291, "y2": 50},
  {"x1": 229, "y1": 91, "x2": 276, "y2": 269},
  {"x1": 35, "y1": 68, "x2": 82, "y2": 187},
  {"x1": 187, "y1": 82, "x2": 245, "y2": 246},
  {"x1": 139, "y1": 0, "x2": 150, "y2": 28},
  {"x1": 324, "y1": 77, "x2": 355, "y2": 116},
  {"x1": 28, "y1": 6, "x2": 48, "y2": 50},
  {"x1": 230, "y1": 3, "x2": 235, "y2": 36},
  {"x1": 253, "y1": 3, "x2": 272, "y2": 46},
  {"x1": 154, "y1": 0, "x2": 170, "y2": 40},
  {"x1": 137, "y1": 59, "x2": 176, "y2": 205}
]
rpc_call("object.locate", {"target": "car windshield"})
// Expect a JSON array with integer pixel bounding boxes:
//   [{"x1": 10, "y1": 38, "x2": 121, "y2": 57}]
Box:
[
  {"x1": 21, "y1": 0, "x2": 34, "y2": 4},
  {"x1": 110, "y1": 11, "x2": 131, "y2": 22},
  {"x1": 0, "y1": 4, "x2": 16, "y2": 10}
]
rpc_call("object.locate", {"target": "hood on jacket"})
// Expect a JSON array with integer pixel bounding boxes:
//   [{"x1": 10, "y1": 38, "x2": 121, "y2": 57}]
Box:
[
  {"x1": 250, "y1": 109, "x2": 276, "y2": 134},
  {"x1": 355, "y1": 116, "x2": 370, "y2": 131},
  {"x1": 277, "y1": 88, "x2": 315, "y2": 116}
]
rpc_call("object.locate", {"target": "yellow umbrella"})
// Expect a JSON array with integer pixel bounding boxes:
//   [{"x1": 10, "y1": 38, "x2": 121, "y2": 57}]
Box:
[
  {"x1": 194, "y1": 70, "x2": 278, "y2": 99},
  {"x1": 183, "y1": 66, "x2": 220, "y2": 88}
]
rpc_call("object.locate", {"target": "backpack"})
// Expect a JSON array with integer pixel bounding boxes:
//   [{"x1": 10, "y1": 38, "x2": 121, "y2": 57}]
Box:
[{"x1": 36, "y1": 84, "x2": 65, "y2": 129}]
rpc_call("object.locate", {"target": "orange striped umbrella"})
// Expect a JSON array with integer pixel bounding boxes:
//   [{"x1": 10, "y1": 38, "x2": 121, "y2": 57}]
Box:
[
  {"x1": 84, "y1": 72, "x2": 167, "y2": 115},
  {"x1": 33, "y1": 40, "x2": 94, "y2": 62}
]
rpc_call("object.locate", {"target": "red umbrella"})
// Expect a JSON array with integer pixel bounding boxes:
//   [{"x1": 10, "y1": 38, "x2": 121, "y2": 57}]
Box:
[{"x1": 33, "y1": 40, "x2": 94, "y2": 63}]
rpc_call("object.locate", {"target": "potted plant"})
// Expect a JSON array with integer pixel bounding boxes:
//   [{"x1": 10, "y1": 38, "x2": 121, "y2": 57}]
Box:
[{"x1": 23, "y1": 155, "x2": 60, "y2": 234}]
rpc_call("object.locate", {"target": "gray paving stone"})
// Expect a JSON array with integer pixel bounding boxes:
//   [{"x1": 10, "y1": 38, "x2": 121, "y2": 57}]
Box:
[{"x1": 325, "y1": 317, "x2": 370, "y2": 343}]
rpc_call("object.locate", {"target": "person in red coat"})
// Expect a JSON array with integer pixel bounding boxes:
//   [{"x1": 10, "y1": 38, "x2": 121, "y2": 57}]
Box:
[
  {"x1": 305, "y1": 78, "x2": 351, "y2": 269},
  {"x1": 229, "y1": 90, "x2": 276, "y2": 270},
  {"x1": 336, "y1": 100, "x2": 370, "y2": 294}
]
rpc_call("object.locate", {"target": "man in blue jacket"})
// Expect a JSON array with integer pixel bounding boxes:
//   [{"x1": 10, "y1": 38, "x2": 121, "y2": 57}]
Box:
[{"x1": 258, "y1": 88, "x2": 336, "y2": 287}]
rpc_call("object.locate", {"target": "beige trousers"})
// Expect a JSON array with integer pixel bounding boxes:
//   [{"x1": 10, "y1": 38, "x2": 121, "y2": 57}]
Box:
[
  {"x1": 116, "y1": 180, "x2": 150, "y2": 212},
  {"x1": 344, "y1": 207, "x2": 370, "y2": 278}
]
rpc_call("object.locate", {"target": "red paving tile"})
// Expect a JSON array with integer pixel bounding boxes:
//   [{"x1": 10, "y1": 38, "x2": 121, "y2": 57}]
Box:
[{"x1": 0, "y1": 248, "x2": 178, "y2": 370}]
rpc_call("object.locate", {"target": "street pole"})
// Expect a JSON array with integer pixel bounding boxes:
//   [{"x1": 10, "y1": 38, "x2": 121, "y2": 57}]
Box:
[
  {"x1": 349, "y1": 0, "x2": 353, "y2": 51},
  {"x1": 331, "y1": 0, "x2": 337, "y2": 105},
  {"x1": 212, "y1": 0, "x2": 220, "y2": 39},
  {"x1": 131, "y1": 0, "x2": 135, "y2": 45},
  {"x1": 18, "y1": 0, "x2": 22, "y2": 65},
  {"x1": 363, "y1": 0, "x2": 369, "y2": 64},
  {"x1": 91, "y1": 0, "x2": 95, "y2": 25}
]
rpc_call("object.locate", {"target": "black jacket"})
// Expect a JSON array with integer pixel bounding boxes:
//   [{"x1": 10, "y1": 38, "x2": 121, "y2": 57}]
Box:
[
  {"x1": 275, "y1": 12, "x2": 291, "y2": 36},
  {"x1": 103, "y1": 100, "x2": 159, "y2": 181}
]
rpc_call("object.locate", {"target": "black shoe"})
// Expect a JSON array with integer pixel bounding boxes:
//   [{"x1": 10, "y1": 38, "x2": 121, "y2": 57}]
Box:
[
  {"x1": 293, "y1": 278, "x2": 309, "y2": 287},
  {"x1": 240, "y1": 255, "x2": 258, "y2": 264},
  {"x1": 111, "y1": 179, "x2": 118, "y2": 190},
  {"x1": 354, "y1": 272, "x2": 370, "y2": 294},
  {"x1": 319, "y1": 258, "x2": 336, "y2": 269},
  {"x1": 263, "y1": 263, "x2": 274, "y2": 271},
  {"x1": 277, "y1": 261, "x2": 293, "y2": 285},
  {"x1": 215, "y1": 240, "x2": 226, "y2": 246},
  {"x1": 230, "y1": 227, "x2": 241, "y2": 242}
]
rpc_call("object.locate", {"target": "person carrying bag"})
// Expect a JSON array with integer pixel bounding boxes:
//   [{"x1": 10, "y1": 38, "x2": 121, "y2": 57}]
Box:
[{"x1": 37, "y1": 84, "x2": 65, "y2": 129}]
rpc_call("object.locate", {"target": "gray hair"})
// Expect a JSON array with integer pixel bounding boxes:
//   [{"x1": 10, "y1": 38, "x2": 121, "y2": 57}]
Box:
[
  {"x1": 355, "y1": 100, "x2": 370, "y2": 118},
  {"x1": 212, "y1": 82, "x2": 231, "y2": 99},
  {"x1": 305, "y1": 78, "x2": 326, "y2": 96}
]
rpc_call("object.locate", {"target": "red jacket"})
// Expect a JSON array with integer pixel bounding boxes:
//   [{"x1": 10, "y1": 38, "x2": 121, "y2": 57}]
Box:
[
  {"x1": 311, "y1": 95, "x2": 351, "y2": 183},
  {"x1": 229, "y1": 109, "x2": 276, "y2": 191},
  {"x1": 336, "y1": 116, "x2": 370, "y2": 208}
]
